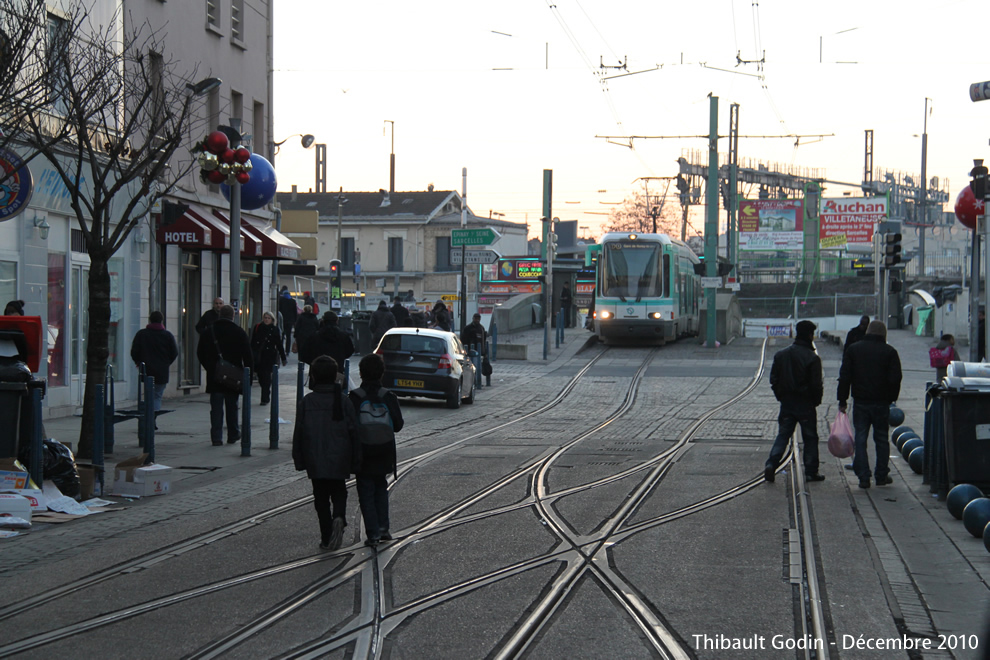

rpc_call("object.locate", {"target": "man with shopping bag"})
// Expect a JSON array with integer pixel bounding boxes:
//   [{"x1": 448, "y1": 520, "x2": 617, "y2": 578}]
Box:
[{"x1": 764, "y1": 320, "x2": 826, "y2": 483}]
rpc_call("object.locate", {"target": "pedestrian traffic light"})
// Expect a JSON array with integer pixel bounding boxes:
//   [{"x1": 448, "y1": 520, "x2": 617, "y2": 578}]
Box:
[
  {"x1": 971, "y1": 159, "x2": 989, "y2": 201},
  {"x1": 329, "y1": 259, "x2": 342, "y2": 303},
  {"x1": 883, "y1": 233, "x2": 902, "y2": 267},
  {"x1": 548, "y1": 232, "x2": 558, "y2": 257}
]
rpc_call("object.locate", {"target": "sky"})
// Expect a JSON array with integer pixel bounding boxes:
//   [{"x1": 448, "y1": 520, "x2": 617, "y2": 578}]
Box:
[{"x1": 271, "y1": 0, "x2": 990, "y2": 240}]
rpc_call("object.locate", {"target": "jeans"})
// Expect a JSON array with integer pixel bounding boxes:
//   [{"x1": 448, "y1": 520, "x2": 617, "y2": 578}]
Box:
[
  {"x1": 765, "y1": 400, "x2": 820, "y2": 474},
  {"x1": 852, "y1": 401, "x2": 890, "y2": 482},
  {"x1": 257, "y1": 364, "x2": 274, "y2": 403},
  {"x1": 152, "y1": 383, "x2": 166, "y2": 412},
  {"x1": 311, "y1": 478, "x2": 347, "y2": 544},
  {"x1": 356, "y1": 474, "x2": 390, "y2": 539},
  {"x1": 209, "y1": 391, "x2": 240, "y2": 443}
]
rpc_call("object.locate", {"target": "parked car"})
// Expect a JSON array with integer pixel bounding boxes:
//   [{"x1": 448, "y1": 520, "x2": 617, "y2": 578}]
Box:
[{"x1": 374, "y1": 327, "x2": 476, "y2": 408}]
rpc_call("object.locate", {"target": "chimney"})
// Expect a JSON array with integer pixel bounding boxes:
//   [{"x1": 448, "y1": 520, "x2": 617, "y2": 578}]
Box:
[
  {"x1": 428, "y1": 183, "x2": 434, "y2": 192},
  {"x1": 291, "y1": 184, "x2": 297, "y2": 202}
]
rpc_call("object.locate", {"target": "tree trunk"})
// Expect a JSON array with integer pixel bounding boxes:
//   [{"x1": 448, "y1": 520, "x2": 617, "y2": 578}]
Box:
[{"x1": 77, "y1": 255, "x2": 111, "y2": 459}]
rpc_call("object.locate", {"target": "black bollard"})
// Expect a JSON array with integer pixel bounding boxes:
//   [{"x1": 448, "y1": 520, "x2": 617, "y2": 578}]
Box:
[
  {"x1": 93, "y1": 384, "x2": 105, "y2": 495},
  {"x1": 137, "y1": 362, "x2": 146, "y2": 447},
  {"x1": 29, "y1": 387, "x2": 43, "y2": 488},
  {"x1": 104, "y1": 365, "x2": 115, "y2": 454},
  {"x1": 490, "y1": 322, "x2": 497, "y2": 362},
  {"x1": 296, "y1": 361, "x2": 305, "y2": 407},
  {"x1": 241, "y1": 366, "x2": 251, "y2": 456},
  {"x1": 473, "y1": 345, "x2": 482, "y2": 390},
  {"x1": 143, "y1": 375, "x2": 155, "y2": 464},
  {"x1": 343, "y1": 358, "x2": 351, "y2": 395},
  {"x1": 269, "y1": 364, "x2": 279, "y2": 450}
]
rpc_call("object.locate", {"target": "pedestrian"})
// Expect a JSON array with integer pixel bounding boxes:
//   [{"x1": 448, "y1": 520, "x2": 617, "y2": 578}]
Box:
[
  {"x1": 293, "y1": 304, "x2": 320, "y2": 355},
  {"x1": 409, "y1": 307, "x2": 427, "y2": 328},
  {"x1": 130, "y1": 311, "x2": 178, "y2": 416},
  {"x1": 931, "y1": 333, "x2": 960, "y2": 383},
  {"x1": 390, "y1": 298, "x2": 410, "y2": 327},
  {"x1": 195, "y1": 297, "x2": 224, "y2": 334},
  {"x1": 431, "y1": 300, "x2": 451, "y2": 332},
  {"x1": 292, "y1": 355, "x2": 360, "y2": 551},
  {"x1": 843, "y1": 315, "x2": 869, "y2": 352},
  {"x1": 461, "y1": 313, "x2": 487, "y2": 355},
  {"x1": 560, "y1": 283, "x2": 573, "y2": 328},
  {"x1": 197, "y1": 304, "x2": 253, "y2": 446},
  {"x1": 764, "y1": 320, "x2": 825, "y2": 483},
  {"x1": 251, "y1": 311, "x2": 287, "y2": 405},
  {"x1": 304, "y1": 291, "x2": 318, "y2": 315},
  {"x1": 300, "y1": 311, "x2": 355, "y2": 379},
  {"x1": 3, "y1": 300, "x2": 24, "y2": 315},
  {"x1": 278, "y1": 286, "x2": 298, "y2": 355},
  {"x1": 370, "y1": 300, "x2": 396, "y2": 347},
  {"x1": 348, "y1": 353, "x2": 404, "y2": 547},
  {"x1": 837, "y1": 320, "x2": 902, "y2": 489}
]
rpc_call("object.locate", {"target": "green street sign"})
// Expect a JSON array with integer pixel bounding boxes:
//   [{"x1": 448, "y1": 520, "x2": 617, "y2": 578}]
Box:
[{"x1": 451, "y1": 227, "x2": 501, "y2": 247}]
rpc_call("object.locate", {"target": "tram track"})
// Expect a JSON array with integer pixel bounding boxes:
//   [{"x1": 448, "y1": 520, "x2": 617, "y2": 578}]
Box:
[{"x1": 1, "y1": 339, "x2": 835, "y2": 659}]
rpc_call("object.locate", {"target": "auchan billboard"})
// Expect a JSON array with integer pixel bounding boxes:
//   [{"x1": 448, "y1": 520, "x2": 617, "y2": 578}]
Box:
[{"x1": 819, "y1": 197, "x2": 887, "y2": 250}]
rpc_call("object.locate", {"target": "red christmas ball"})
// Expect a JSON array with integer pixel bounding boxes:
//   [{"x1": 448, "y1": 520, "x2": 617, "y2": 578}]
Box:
[
  {"x1": 235, "y1": 171, "x2": 251, "y2": 185},
  {"x1": 206, "y1": 169, "x2": 226, "y2": 184},
  {"x1": 954, "y1": 185, "x2": 982, "y2": 230},
  {"x1": 205, "y1": 131, "x2": 229, "y2": 155},
  {"x1": 220, "y1": 148, "x2": 235, "y2": 164},
  {"x1": 234, "y1": 147, "x2": 251, "y2": 164}
]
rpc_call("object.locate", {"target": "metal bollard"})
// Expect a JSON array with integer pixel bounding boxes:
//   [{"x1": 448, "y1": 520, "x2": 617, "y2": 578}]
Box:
[
  {"x1": 560, "y1": 310, "x2": 565, "y2": 342},
  {"x1": 490, "y1": 322, "x2": 497, "y2": 362},
  {"x1": 29, "y1": 387, "x2": 43, "y2": 488},
  {"x1": 137, "y1": 362, "x2": 146, "y2": 447},
  {"x1": 543, "y1": 323, "x2": 549, "y2": 361},
  {"x1": 555, "y1": 311, "x2": 561, "y2": 348},
  {"x1": 343, "y1": 357, "x2": 350, "y2": 395},
  {"x1": 473, "y1": 345, "x2": 482, "y2": 390},
  {"x1": 241, "y1": 366, "x2": 251, "y2": 456},
  {"x1": 104, "y1": 365, "x2": 115, "y2": 454},
  {"x1": 143, "y1": 375, "x2": 155, "y2": 464},
  {"x1": 269, "y1": 364, "x2": 279, "y2": 450},
  {"x1": 93, "y1": 384, "x2": 105, "y2": 495},
  {"x1": 296, "y1": 361, "x2": 305, "y2": 407}
]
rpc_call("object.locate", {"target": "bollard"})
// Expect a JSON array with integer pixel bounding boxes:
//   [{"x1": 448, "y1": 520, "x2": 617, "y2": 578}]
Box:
[
  {"x1": 143, "y1": 375, "x2": 155, "y2": 464},
  {"x1": 269, "y1": 364, "x2": 279, "y2": 450},
  {"x1": 472, "y1": 346, "x2": 481, "y2": 390},
  {"x1": 343, "y1": 358, "x2": 350, "y2": 395},
  {"x1": 490, "y1": 322, "x2": 497, "y2": 362},
  {"x1": 241, "y1": 366, "x2": 251, "y2": 456},
  {"x1": 104, "y1": 365, "x2": 115, "y2": 454},
  {"x1": 29, "y1": 387, "x2": 43, "y2": 488},
  {"x1": 543, "y1": 323, "x2": 549, "y2": 361},
  {"x1": 93, "y1": 384, "x2": 105, "y2": 495},
  {"x1": 296, "y1": 361, "x2": 305, "y2": 407},
  {"x1": 924, "y1": 383, "x2": 949, "y2": 499}
]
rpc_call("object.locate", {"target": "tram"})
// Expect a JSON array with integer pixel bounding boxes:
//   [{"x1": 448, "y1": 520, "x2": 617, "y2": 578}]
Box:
[{"x1": 585, "y1": 232, "x2": 702, "y2": 344}]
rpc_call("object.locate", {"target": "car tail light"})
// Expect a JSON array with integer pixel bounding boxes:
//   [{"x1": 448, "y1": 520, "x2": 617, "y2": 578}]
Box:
[
  {"x1": 439, "y1": 353, "x2": 453, "y2": 371},
  {"x1": 375, "y1": 346, "x2": 384, "y2": 355}
]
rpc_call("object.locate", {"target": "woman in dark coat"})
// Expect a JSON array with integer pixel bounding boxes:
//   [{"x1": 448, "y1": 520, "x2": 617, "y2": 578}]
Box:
[
  {"x1": 293, "y1": 304, "x2": 320, "y2": 354},
  {"x1": 430, "y1": 300, "x2": 451, "y2": 331},
  {"x1": 251, "y1": 311, "x2": 287, "y2": 405},
  {"x1": 292, "y1": 356, "x2": 360, "y2": 550}
]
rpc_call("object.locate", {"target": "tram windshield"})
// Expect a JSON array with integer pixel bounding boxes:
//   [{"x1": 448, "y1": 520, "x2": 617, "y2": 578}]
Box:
[{"x1": 601, "y1": 242, "x2": 663, "y2": 301}]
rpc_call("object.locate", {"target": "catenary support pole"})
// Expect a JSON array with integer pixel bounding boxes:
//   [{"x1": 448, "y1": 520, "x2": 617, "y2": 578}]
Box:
[
  {"x1": 704, "y1": 94, "x2": 719, "y2": 348},
  {"x1": 241, "y1": 367, "x2": 251, "y2": 456},
  {"x1": 143, "y1": 375, "x2": 155, "y2": 464},
  {"x1": 269, "y1": 364, "x2": 279, "y2": 449}
]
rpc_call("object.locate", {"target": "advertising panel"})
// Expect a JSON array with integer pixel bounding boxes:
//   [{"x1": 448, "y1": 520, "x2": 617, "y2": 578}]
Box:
[
  {"x1": 818, "y1": 197, "x2": 887, "y2": 250},
  {"x1": 738, "y1": 199, "x2": 804, "y2": 252}
]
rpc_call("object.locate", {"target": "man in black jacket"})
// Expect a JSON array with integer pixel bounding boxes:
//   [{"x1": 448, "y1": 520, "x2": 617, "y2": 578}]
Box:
[
  {"x1": 278, "y1": 287, "x2": 298, "y2": 355},
  {"x1": 195, "y1": 297, "x2": 224, "y2": 334},
  {"x1": 390, "y1": 299, "x2": 410, "y2": 327},
  {"x1": 764, "y1": 320, "x2": 825, "y2": 483},
  {"x1": 837, "y1": 320, "x2": 902, "y2": 488},
  {"x1": 461, "y1": 313, "x2": 487, "y2": 355},
  {"x1": 843, "y1": 315, "x2": 869, "y2": 352},
  {"x1": 197, "y1": 305, "x2": 253, "y2": 446},
  {"x1": 300, "y1": 311, "x2": 355, "y2": 374},
  {"x1": 130, "y1": 311, "x2": 178, "y2": 413}
]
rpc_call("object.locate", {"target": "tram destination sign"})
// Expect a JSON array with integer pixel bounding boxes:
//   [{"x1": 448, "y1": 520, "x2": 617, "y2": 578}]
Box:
[
  {"x1": 450, "y1": 248, "x2": 501, "y2": 265},
  {"x1": 451, "y1": 227, "x2": 501, "y2": 247}
]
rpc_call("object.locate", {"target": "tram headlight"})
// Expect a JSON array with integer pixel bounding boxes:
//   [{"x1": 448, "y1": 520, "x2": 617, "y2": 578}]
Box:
[
  {"x1": 599, "y1": 310, "x2": 612, "y2": 320},
  {"x1": 649, "y1": 312, "x2": 662, "y2": 319}
]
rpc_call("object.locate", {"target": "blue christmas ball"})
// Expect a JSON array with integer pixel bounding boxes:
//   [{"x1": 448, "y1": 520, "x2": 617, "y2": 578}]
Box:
[
  {"x1": 947, "y1": 484, "x2": 984, "y2": 520},
  {"x1": 221, "y1": 154, "x2": 277, "y2": 211},
  {"x1": 962, "y1": 498, "x2": 990, "y2": 538}
]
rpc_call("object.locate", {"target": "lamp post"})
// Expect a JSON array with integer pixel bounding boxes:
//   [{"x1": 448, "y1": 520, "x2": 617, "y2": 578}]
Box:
[
  {"x1": 336, "y1": 187, "x2": 348, "y2": 263},
  {"x1": 918, "y1": 98, "x2": 931, "y2": 279},
  {"x1": 384, "y1": 120, "x2": 395, "y2": 193},
  {"x1": 271, "y1": 133, "x2": 315, "y2": 322}
]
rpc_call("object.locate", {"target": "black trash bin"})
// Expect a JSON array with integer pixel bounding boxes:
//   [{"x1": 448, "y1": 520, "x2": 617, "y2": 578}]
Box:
[
  {"x1": 351, "y1": 310, "x2": 374, "y2": 355},
  {"x1": 940, "y1": 375, "x2": 990, "y2": 489},
  {"x1": 0, "y1": 328, "x2": 38, "y2": 460}
]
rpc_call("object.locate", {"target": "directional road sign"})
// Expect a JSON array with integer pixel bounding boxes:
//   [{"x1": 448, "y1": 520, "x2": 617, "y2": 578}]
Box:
[
  {"x1": 451, "y1": 227, "x2": 501, "y2": 247},
  {"x1": 450, "y1": 248, "x2": 501, "y2": 266}
]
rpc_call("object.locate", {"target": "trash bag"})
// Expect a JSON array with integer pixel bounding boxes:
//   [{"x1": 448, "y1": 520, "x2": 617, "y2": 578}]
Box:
[
  {"x1": 827, "y1": 411, "x2": 854, "y2": 459},
  {"x1": 482, "y1": 356, "x2": 493, "y2": 377},
  {"x1": 43, "y1": 439, "x2": 80, "y2": 498}
]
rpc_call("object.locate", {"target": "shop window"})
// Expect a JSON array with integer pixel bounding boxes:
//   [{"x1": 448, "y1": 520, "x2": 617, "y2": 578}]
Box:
[
  {"x1": 0, "y1": 261, "x2": 16, "y2": 307},
  {"x1": 436, "y1": 237, "x2": 456, "y2": 272},
  {"x1": 388, "y1": 237, "x2": 403, "y2": 272},
  {"x1": 341, "y1": 237, "x2": 355, "y2": 271},
  {"x1": 47, "y1": 253, "x2": 66, "y2": 386}
]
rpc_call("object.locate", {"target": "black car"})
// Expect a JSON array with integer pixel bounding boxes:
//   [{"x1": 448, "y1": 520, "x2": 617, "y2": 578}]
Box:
[{"x1": 374, "y1": 327, "x2": 476, "y2": 408}]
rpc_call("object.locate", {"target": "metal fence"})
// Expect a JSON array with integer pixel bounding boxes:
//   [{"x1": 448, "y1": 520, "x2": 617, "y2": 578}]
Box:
[{"x1": 737, "y1": 294, "x2": 876, "y2": 320}]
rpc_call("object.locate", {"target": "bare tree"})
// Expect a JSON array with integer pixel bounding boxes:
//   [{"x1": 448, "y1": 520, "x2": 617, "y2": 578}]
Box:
[
  {"x1": 4, "y1": 2, "x2": 207, "y2": 457},
  {"x1": 606, "y1": 183, "x2": 681, "y2": 236}
]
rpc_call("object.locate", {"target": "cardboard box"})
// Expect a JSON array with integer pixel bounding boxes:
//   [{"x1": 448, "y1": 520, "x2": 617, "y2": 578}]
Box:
[
  {"x1": 0, "y1": 493, "x2": 32, "y2": 522},
  {"x1": 0, "y1": 488, "x2": 46, "y2": 511},
  {"x1": 111, "y1": 454, "x2": 171, "y2": 497},
  {"x1": 77, "y1": 464, "x2": 103, "y2": 500},
  {"x1": 0, "y1": 458, "x2": 29, "y2": 490}
]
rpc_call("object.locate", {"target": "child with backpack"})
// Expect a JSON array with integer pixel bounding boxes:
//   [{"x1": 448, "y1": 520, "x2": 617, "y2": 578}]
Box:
[
  {"x1": 292, "y1": 356, "x2": 360, "y2": 551},
  {"x1": 348, "y1": 353, "x2": 404, "y2": 547}
]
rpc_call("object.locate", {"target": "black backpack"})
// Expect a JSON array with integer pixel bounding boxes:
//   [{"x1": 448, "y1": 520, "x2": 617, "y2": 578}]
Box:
[{"x1": 351, "y1": 387, "x2": 395, "y2": 445}]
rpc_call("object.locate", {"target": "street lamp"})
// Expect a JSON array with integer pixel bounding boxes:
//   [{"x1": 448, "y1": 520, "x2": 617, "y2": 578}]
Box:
[
  {"x1": 336, "y1": 187, "x2": 348, "y2": 264},
  {"x1": 272, "y1": 133, "x2": 315, "y2": 155},
  {"x1": 185, "y1": 77, "x2": 222, "y2": 97},
  {"x1": 384, "y1": 120, "x2": 395, "y2": 193}
]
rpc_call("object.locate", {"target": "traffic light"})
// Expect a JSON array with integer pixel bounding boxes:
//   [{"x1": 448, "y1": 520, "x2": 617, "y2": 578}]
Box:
[
  {"x1": 972, "y1": 159, "x2": 989, "y2": 200},
  {"x1": 883, "y1": 233, "x2": 902, "y2": 267},
  {"x1": 548, "y1": 232, "x2": 558, "y2": 257},
  {"x1": 329, "y1": 259, "x2": 342, "y2": 304}
]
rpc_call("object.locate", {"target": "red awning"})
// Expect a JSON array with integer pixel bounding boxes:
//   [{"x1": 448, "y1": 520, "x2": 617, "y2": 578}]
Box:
[
  {"x1": 211, "y1": 209, "x2": 267, "y2": 258},
  {"x1": 156, "y1": 204, "x2": 228, "y2": 250},
  {"x1": 241, "y1": 219, "x2": 302, "y2": 261}
]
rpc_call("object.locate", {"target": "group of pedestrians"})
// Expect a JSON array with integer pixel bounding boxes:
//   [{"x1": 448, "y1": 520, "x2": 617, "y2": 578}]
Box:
[{"x1": 764, "y1": 316, "x2": 902, "y2": 491}]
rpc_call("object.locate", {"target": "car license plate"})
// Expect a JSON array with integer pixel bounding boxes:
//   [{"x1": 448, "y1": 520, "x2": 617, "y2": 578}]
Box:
[{"x1": 397, "y1": 379, "x2": 424, "y2": 388}]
